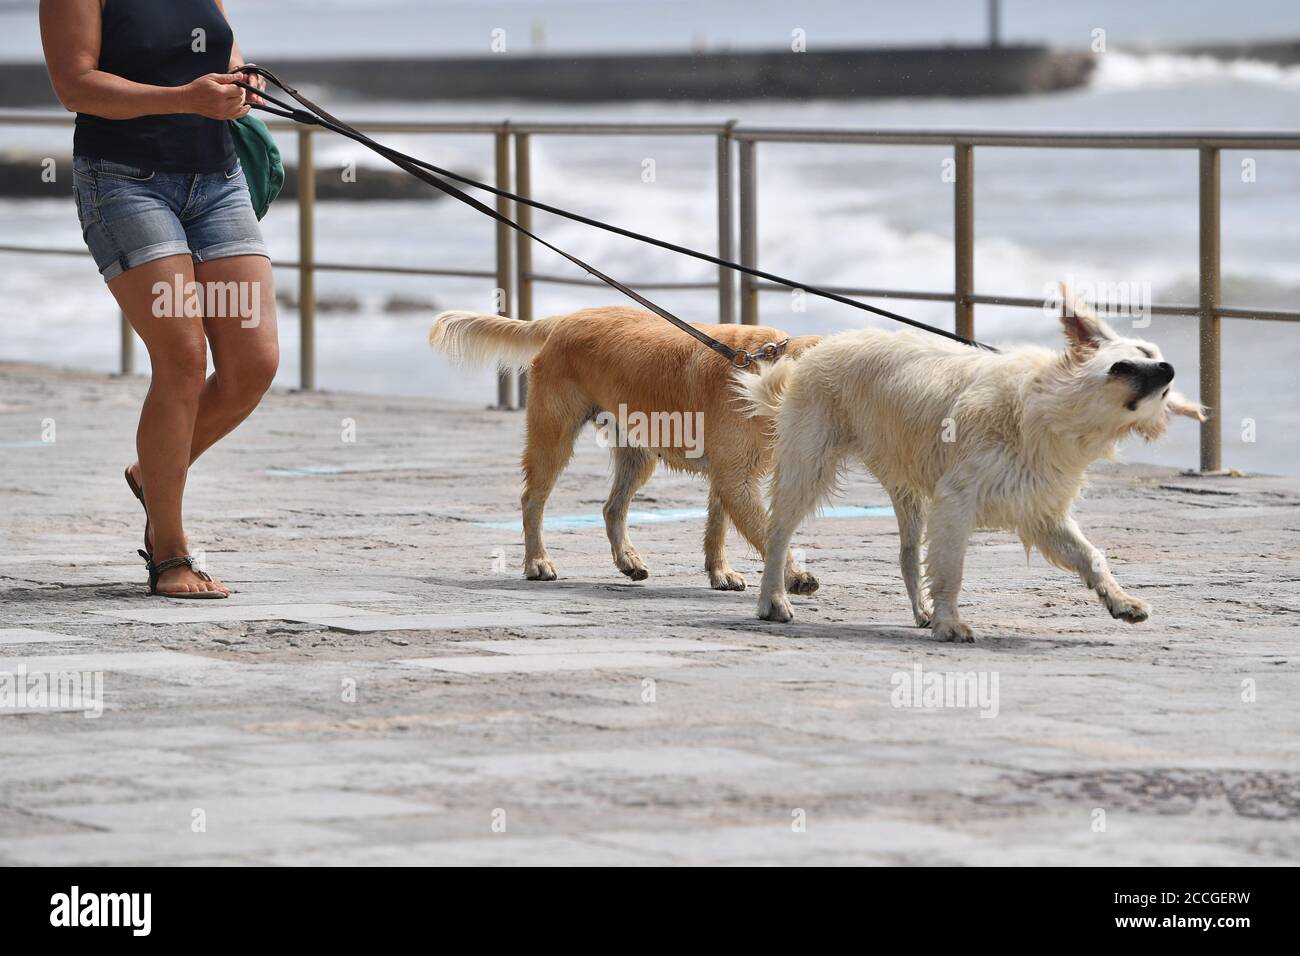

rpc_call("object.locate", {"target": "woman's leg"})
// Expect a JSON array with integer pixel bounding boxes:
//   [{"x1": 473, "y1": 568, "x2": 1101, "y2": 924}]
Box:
[
  {"x1": 108, "y1": 255, "x2": 228, "y2": 595},
  {"x1": 189, "y1": 254, "x2": 279, "y2": 459},
  {"x1": 125, "y1": 255, "x2": 278, "y2": 532}
]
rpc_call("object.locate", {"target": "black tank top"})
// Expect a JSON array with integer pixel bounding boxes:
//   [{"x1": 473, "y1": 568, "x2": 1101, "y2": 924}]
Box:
[{"x1": 73, "y1": 0, "x2": 236, "y2": 174}]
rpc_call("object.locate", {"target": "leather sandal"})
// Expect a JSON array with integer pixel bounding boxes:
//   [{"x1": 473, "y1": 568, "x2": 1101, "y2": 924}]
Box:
[
  {"x1": 124, "y1": 465, "x2": 150, "y2": 555},
  {"x1": 138, "y1": 550, "x2": 229, "y2": 599}
]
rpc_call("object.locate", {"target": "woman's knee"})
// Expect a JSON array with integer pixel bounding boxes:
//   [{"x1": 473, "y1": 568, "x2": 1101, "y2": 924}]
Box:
[
  {"x1": 152, "y1": 346, "x2": 210, "y2": 397},
  {"x1": 226, "y1": 345, "x2": 279, "y2": 401}
]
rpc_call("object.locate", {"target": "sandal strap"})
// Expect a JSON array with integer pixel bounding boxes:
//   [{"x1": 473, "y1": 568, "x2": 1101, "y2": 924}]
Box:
[
  {"x1": 138, "y1": 550, "x2": 216, "y2": 594},
  {"x1": 152, "y1": 555, "x2": 197, "y2": 575}
]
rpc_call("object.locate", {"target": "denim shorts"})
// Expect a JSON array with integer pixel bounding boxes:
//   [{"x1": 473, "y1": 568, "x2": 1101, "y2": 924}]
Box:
[{"x1": 72, "y1": 155, "x2": 270, "y2": 282}]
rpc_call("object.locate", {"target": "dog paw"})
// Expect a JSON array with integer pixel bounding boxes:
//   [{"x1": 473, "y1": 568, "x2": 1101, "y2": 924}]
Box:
[
  {"x1": 1107, "y1": 593, "x2": 1150, "y2": 624},
  {"x1": 786, "y1": 571, "x2": 820, "y2": 596},
  {"x1": 524, "y1": 557, "x2": 558, "y2": 581},
  {"x1": 757, "y1": 594, "x2": 794, "y2": 624},
  {"x1": 933, "y1": 619, "x2": 974, "y2": 643},
  {"x1": 615, "y1": 549, "x2": 649, "y2": 581},
  {"x1": 913, "y1": 605, "x2": 934, "y2": 628},
  {"x1": 709, "y1": 568, "x2": 747, "y2": 591}
]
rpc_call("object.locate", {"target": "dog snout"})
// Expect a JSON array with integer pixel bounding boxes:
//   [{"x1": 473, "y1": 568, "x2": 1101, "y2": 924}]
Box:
[{"x1": 1153, "y1": 361, "x2": 1174, "y2": 386}]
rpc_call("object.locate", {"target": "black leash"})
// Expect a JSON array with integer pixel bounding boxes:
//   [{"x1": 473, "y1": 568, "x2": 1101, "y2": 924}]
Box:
[{"x1": 234, "y1": 66, "x2": 997, "y2": 361}]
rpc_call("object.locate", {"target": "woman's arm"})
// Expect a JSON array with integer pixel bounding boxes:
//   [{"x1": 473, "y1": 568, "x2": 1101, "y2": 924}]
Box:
[{"x1": 39, "y1": 0, "x2": 249, "y2": 120}]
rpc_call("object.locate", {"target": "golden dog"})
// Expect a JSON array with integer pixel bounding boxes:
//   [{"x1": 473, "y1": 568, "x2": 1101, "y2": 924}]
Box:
[{"x1": 430, "y1": 306, "x2": 821, "y2": 590}]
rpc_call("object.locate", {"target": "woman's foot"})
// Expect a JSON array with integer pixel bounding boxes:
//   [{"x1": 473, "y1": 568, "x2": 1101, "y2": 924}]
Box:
[{"x1": 147, "y1": 552, "x2": 230, "y2": 598}]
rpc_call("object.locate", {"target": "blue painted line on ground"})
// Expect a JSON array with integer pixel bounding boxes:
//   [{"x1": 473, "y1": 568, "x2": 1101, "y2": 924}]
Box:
[
  {"x1": 476, "y1": 503, "x2": 894, "y2": 531},
  {"x1": 265, "y1": 466, "x2": 345, "y2": 476},
  {"x1": 0, "y1": 441, "x2": 52, "y2": 449}
]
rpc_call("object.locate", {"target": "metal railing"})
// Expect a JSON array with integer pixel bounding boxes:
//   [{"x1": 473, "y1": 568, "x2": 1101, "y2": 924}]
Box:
[{"x1": 2, "y1": 111, "x2": 1298, "y2": 472}]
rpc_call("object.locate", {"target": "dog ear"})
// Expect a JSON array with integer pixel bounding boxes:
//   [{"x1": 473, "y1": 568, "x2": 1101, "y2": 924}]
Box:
[
  {"x1": 1166, "y1": 391, "x2": 1207, "y2": 422},
  {"x1": 1058, "y1": 282, "x2": 1118, "y2": 354}
]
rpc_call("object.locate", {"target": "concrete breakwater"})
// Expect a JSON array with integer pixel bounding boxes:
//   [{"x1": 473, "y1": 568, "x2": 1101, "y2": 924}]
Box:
[
  {"x1": 0, "y1": 44, "x2": 1093, "y2": 105},
  {"x1": 254, "y1": 44, "x2": 1096, "y2": 101},
  {"x1": 1170, "y1": 39, "x2": 1300, "y2": 64},
  {"x1": 0, "y1": 152, "x2": 458, "y2": 201}
]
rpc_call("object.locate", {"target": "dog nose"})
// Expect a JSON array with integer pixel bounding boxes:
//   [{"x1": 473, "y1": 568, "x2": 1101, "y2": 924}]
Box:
[{"x1": 1154, "y1": 361, "x2": 1174, "y2": 385}]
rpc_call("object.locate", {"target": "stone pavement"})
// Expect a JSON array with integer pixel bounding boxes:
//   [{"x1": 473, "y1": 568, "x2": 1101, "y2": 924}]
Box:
[{"x1": 1, "y1": 362, "x2": 1297, "y2": 866}]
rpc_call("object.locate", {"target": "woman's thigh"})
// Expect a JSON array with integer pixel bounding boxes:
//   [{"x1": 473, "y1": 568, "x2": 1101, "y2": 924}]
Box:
[{"x1": 107, "y1": 254, "x2": 208, "y2": 377}]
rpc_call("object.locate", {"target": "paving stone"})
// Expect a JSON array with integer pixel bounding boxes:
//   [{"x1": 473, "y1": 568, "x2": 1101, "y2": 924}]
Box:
[
  {"x1": 41, "y1": 790, "x2": 438, "y2": 832},
  {"x1": 4, "y1": 748, "x2": 202, "y2": 783},
  {"x1": 0, "y1": 732, "x2": 111, "y2": 757},
  {"x1": 92, "y1": 603, "x2": 382, "y2": 625},
  {"x1": 74, "y1": 725, "x2": 279, "y2": 751},
  {"x1": 201, "y1": 738, "x2": 461, "y2": 767},
  {"x1": 128, "y1": 761, "x2": 465, "y2": 797},
  {"x1": 302, "y1": 610, "x2": 573, "y2": 633},
  {"x1": 0, "y1": 822, "x2": 360, "y2": 866},
  {"x1": 262, "y1": 834, "x2": 654, "y2": 867},
  {"x1": 398, "y1": 652, "x2": 702, "y2": 673},
  {"x1": 0, "y1": 628, "x2": 90, "y2": 645},
  {"x1": 433, "y1": 746, "x2": 789, "y2": 780},
  {"x1": 0, "y1": 650, "x2": 238, "y2": 679},
  {"x1": 215, "y1": 590, "x2": 411, "y2": 606},
  {"x1": 588, "y1": 819, "x2": 981, "y2": 865},
  {"x1": 454, "y1": 638, "x2": 747, "y2": 655}
]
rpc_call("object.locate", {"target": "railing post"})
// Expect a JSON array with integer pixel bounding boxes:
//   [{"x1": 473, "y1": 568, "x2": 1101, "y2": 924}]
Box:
[
  {"x1": 119, "y1": 310, "x2": 133, "y2": 376},
  {"x1": 494, "y1": 123, "x2": 515, "y2": 410},
  {"x1": 717, "y1": 121, "x2": 737, "y2": 323},
  {"x1": 514, "y1": 130, "x2": 533, "y2": 408},
  {"x1": 738, "y1": 139, "x2": 758, "y2": 325},
  {"x1": 297, "y1": 126, "x2": 316, "y2": 391},
  {"x1": 953, "y1": 142, "x2": 975, "y2": 341},
  {"x1": 1198, "y1": 145, "x2": 1222, "y2": 472}
]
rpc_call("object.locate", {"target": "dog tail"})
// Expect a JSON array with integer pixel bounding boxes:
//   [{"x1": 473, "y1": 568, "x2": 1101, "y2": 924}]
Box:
[
  {"x1": 732, "y1": 356, "x2": 801, "y2": 419},
  {"x1": 428, "y1": 310, "x2": 553, "y2": 369}
]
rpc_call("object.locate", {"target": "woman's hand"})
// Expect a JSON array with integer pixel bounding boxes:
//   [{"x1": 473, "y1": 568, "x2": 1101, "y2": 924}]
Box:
[
  {"x1": 233, "y1": 63, "x2": 266, "y2": 106},
  {"x1": 184, "y1": 72, "x2": 249, "y2": 120}
]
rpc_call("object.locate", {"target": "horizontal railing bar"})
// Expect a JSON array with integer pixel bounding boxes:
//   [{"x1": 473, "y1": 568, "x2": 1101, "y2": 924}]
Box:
[
  {"x1": 732, "y1": 127, "x2": 1300, "y2": 148},
  {"x1": 0, "y1": 111, "x2": 725, "y2": 137},
  {"x1": 0, "y1": 111, "x2": 73, "y2": 126},
  {"x1": 751, "y1": 282, "x2": 1300, "y2": 320},
  {"x1": 264, "y1": 120, "x2": 507, "y2": 135},
  {"x1": 0, "y1": 244, "x2": 493, "y2": 279},
  {"x1": 753, "y1": 281, "x2": 955, "y2": 302},
  {"x1": 526, "y1": 271, "x2": 718, "y2": 290},
  {"x1": 1216, "y1": 306, "x2": 1300, "y2": 322},
  {"x1": 970, "y1": 293, "x2": 1199, "y2": 316},
  {"x1": 508, "y1": 122, "x2": 729, "y2": 135},
  {"x1": 6, "y1": 111, "x2": 1300, "y2": 148},
  {"x1": 300, "y1": 261, "x2": 497, "y2": 279},
  {"x1": 0, "y1": 243, "x2": 88, "y2": 257},
  {"x1": 0, "y1": 110, "x2": 509, "y2": 135},
  {"x1": 3, "y1": 244, "x2": 1295, "y2": 320}
]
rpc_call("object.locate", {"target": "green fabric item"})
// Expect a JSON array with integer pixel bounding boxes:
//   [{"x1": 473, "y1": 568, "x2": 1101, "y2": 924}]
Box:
[{"x1": 228, "y1": 114, "x2": 284, "y2": 220}]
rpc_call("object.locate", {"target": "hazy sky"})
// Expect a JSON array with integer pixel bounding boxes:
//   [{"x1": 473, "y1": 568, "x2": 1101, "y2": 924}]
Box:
[{"x1": 4, "y1": 0, "x2": 1299, "y2": 59}]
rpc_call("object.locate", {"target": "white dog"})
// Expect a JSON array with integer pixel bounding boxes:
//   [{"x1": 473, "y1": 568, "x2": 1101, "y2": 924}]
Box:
[{"x1": 736, "y1": 289, "x2": 1205, "y2": 642}]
